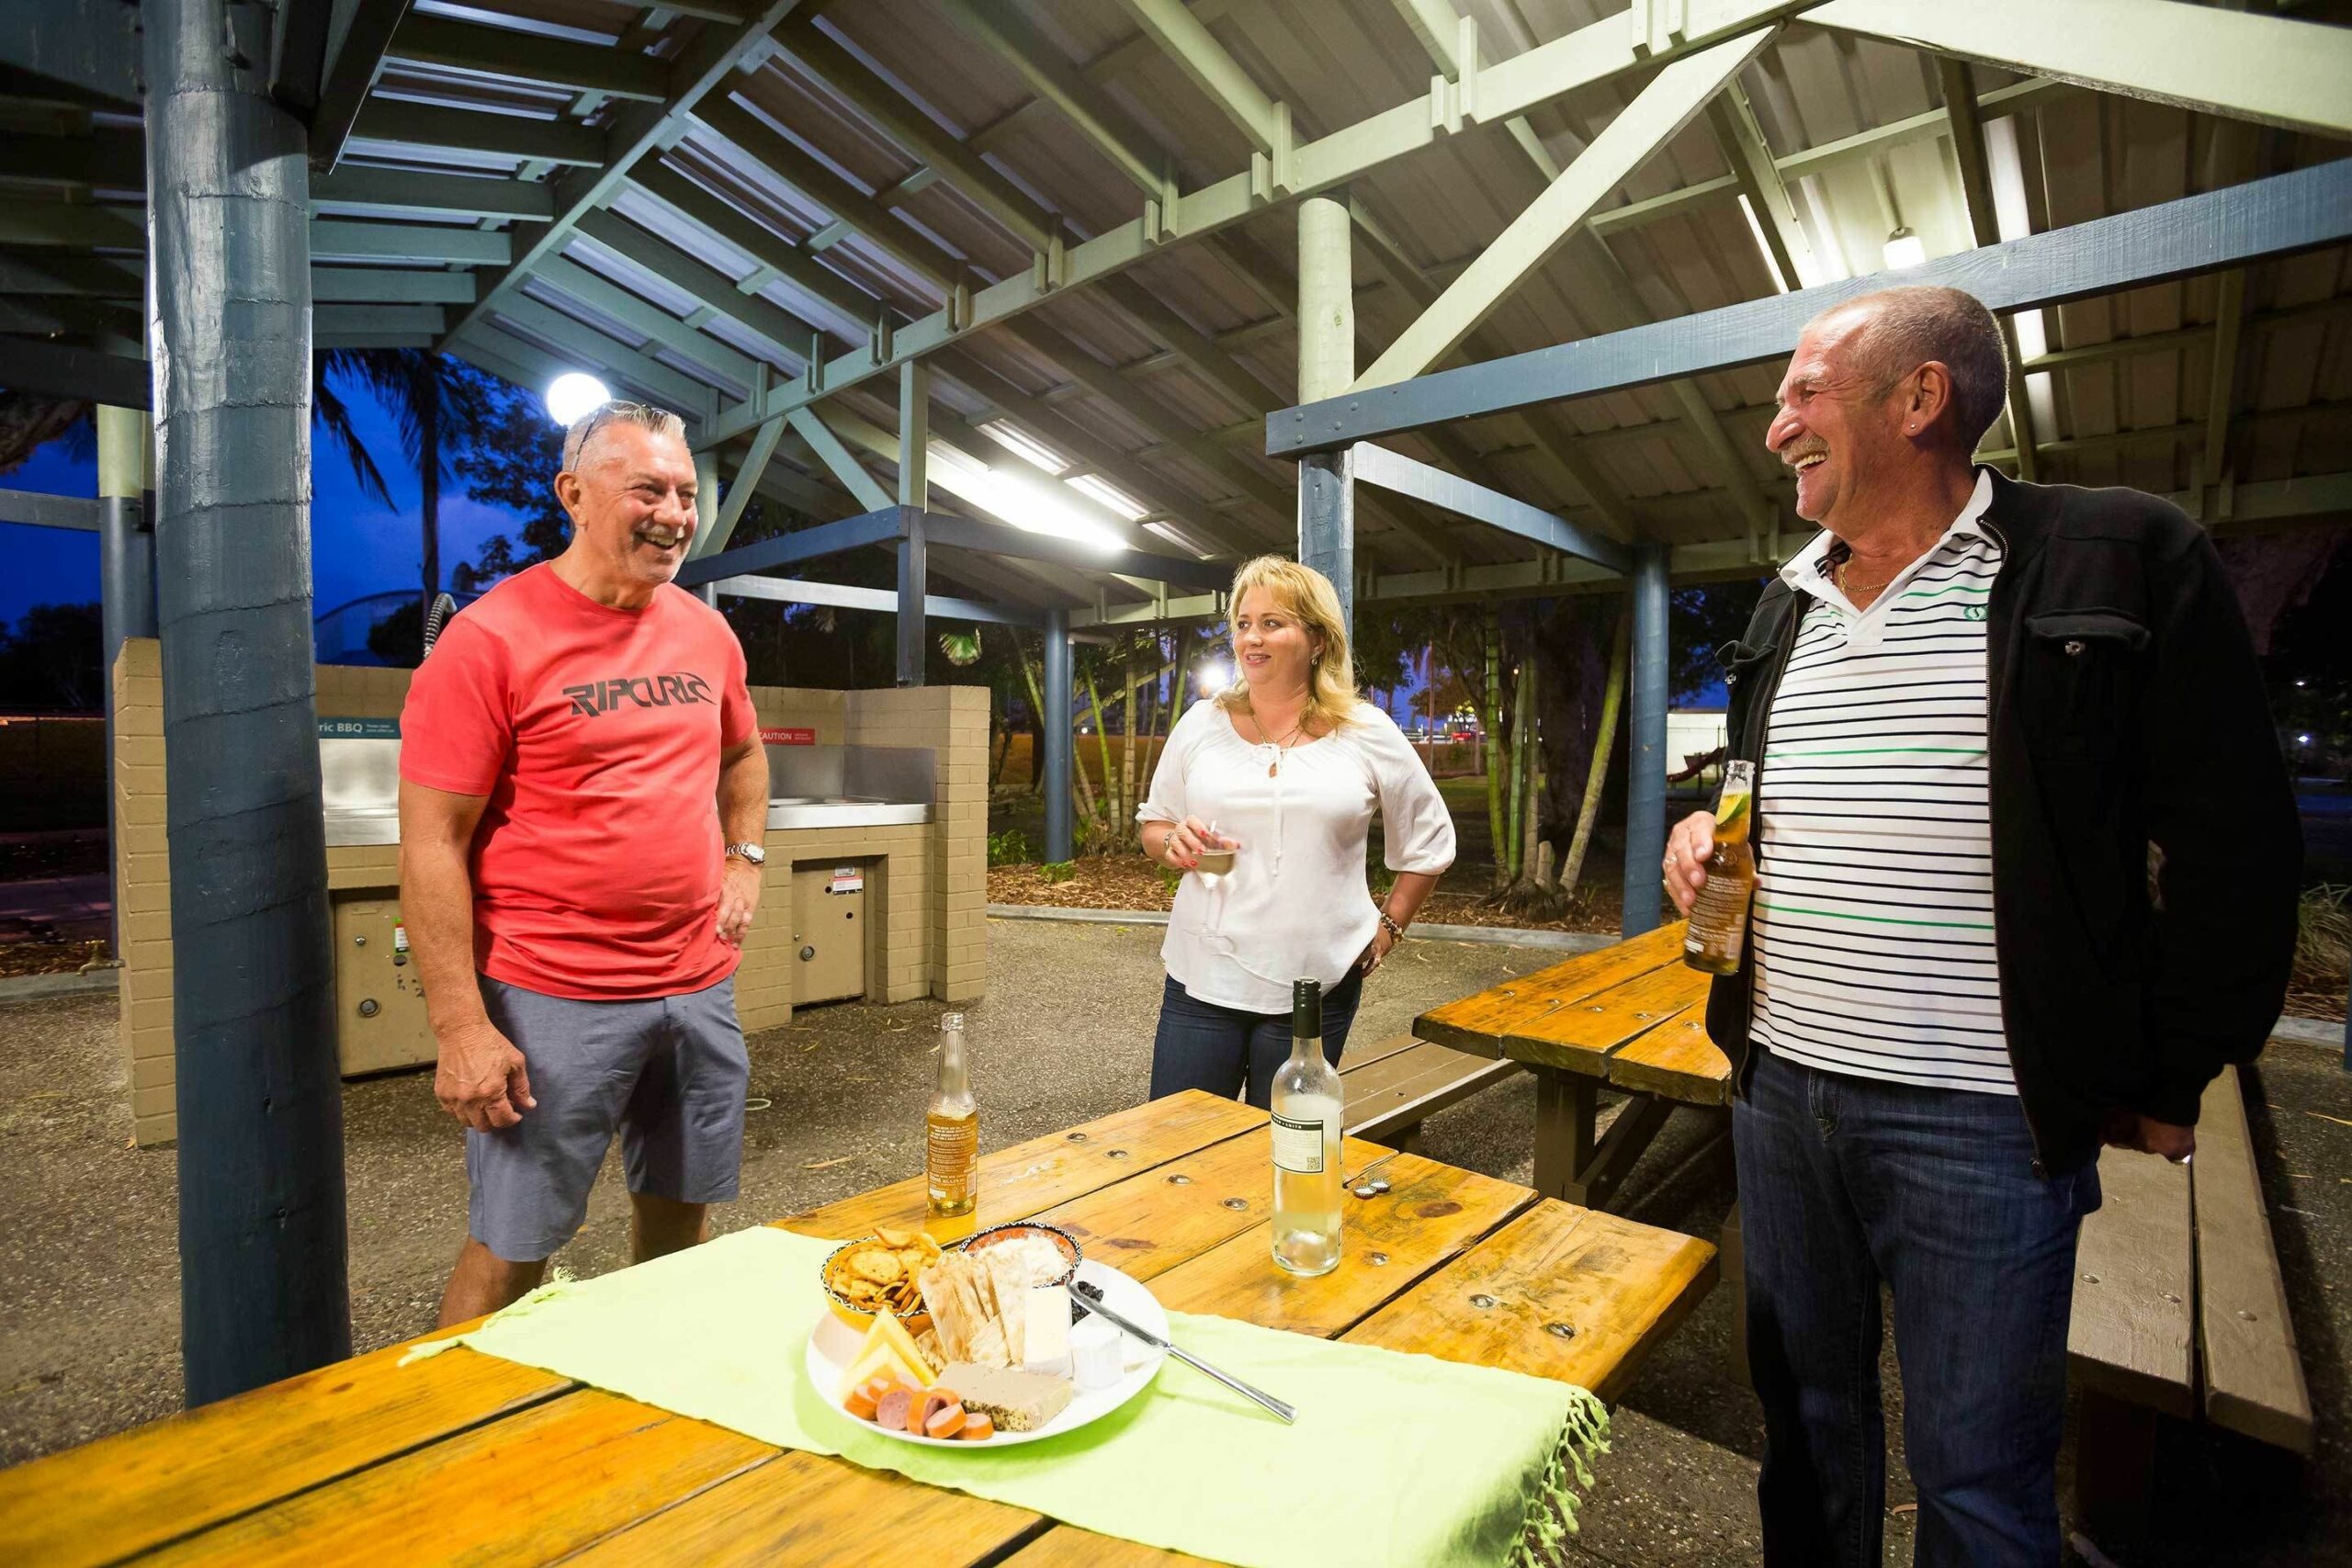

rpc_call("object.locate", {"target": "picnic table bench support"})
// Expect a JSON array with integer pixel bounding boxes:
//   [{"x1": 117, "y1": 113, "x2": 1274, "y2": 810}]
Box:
[{"x1": 1532, "y1": 1068, "x2": 1676, "y2": 1209}]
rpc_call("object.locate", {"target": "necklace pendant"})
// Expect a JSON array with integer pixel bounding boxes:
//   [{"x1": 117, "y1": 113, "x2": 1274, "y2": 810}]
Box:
[{"x1": 1268, "y1": 760, "x2": 1279, "y2": 778}]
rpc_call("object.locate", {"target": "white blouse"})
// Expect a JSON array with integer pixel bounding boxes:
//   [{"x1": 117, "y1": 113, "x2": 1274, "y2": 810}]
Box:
[{"x1": 1136, "y1": 699, "x2": 1457, "y2": 1014}]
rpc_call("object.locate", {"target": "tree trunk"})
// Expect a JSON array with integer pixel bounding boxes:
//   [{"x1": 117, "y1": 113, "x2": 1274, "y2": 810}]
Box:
[
  {"x1": 1559, "y1": 609, "x2": 1631, "y2": 904},
  {"x1": 1080, "y1": 668, "x2": 1114, "y2": 850},
  {"x1": 1483, "y1": 610, "x2": 1508, "y2": 890},
  {"x1": 1013, "y1": 634, "x2": 1048, "y2": 797},
  {"x1": 419, "y1": 372, "x2": 441, "y2": 638},
  {"x1": 1117, "y1": 642, "x2": 1140, "y2": 842},
  {"x1": 1520, "y1": 656, "x2": 1542, "y2": 885},
  {"x1": 1506, "y1": 644, "x2": 1532, "y2": 884}
]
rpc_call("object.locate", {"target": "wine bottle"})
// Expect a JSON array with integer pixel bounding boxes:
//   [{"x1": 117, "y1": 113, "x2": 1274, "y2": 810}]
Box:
[{"x1": 1270, "y1": 978, "x2": 1343, "y2": 1277}]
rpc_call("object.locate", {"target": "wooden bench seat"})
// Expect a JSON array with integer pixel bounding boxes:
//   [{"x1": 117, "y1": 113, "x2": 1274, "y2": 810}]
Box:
[
  {"x1": 2066, "y1": 1061, "x2": 2313, "y2": 1529},
  {"x1": 1339, "y1": 1033, "x2": 1521, "y2": 1147}
]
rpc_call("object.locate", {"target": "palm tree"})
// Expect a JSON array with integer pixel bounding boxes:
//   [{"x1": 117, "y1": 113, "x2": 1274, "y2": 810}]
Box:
[{"x1": 320, "y1": 349, "x2": 491, "y2": 629}]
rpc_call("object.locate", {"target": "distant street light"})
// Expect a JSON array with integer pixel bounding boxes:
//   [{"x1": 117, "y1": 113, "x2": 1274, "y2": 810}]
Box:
[
  {"x1": 544, "y1": 372, "x2": 614, "y2": 427},
  {"x1": 1196, "y1": 659, "x2": 1231, "y2": 696}
]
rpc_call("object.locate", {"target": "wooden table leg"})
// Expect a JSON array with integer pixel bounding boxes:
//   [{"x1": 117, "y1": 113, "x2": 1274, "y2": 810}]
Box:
[
  {"x1": 1574, "y1": 1092, "x2": 1675, "y2": 1212},
  {"x1": 1532, "y1": 1068, "x2": 1598, "y2": 1202}
]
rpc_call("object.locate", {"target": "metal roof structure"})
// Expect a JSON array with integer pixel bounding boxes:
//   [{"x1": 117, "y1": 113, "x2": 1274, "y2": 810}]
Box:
[{"x1": 6, "y1": 0, "x2": 2348, "y2": 631}]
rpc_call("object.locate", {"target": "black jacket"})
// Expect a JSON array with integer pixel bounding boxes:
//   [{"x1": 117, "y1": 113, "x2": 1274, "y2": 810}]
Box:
[{"x1": 1708, "y1": 469, "x2": 2301, "y2": 1176}]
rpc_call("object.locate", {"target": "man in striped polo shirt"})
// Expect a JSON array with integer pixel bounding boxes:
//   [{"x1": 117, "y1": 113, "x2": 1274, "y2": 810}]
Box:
[{"x1": 1664, "y1": 286, "x2": 2298, "y2": 1567}]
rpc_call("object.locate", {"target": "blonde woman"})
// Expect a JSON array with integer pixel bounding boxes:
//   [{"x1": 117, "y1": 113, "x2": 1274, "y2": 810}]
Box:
[{"x1": 1136, "y1": 558, "x2": 1456, "y2": 1107}]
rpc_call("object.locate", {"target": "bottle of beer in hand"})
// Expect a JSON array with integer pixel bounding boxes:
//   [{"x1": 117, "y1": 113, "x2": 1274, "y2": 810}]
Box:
[{"x1": 1683, "y1": 760, "x2": 1758, "y2": 976}]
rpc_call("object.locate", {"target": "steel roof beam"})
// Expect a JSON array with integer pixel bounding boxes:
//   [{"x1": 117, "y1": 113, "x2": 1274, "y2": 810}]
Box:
[
  {"x1": 628, "y1": 164, "x2": 880, "y2": 330},
  {"x1": 1111, "y1": 0, "x2": 1279, "y2": 152},
  {"x1": 700, "y1": 0, "x2": 1821, "y2": 447},
  {"x1": 693, "y1": 96, "x2": 958, "y2": 294},
  {"x1": 1939, "y1": 57, "x2": 2040, "y2": 482},
  {"x1": 713, "y1": 572, "x2": 1040, "y2": 627},
  {"x1": 936, "y1": 0, "x2": 1165, "y2": 197},
  {"x1": 534, "y1": 253, "x2": 762, "y2": 389},
  {"x1": 491, "y1": 294, "x2": 717, "y2": 412},
  {"x1": 436, "y1": 0, "x2": 810, "y2": 352},
  {"x1": 310, "y1": 0, "x2": 410, "y2": 170},
  {"x1": 1815, "y1": 0, "x2": 2352, "y2": 140},
  {"x1": 1704, "y1": 79, "x2": 1816, "y2": 292},
  {"x1": 310, "y1": 219, "x2": 510, "y2": 265},
  {"x1": 386, "y1": 14, "x2": 669, "y2": 103},
  {"x1": 311, "y1": 165, "x2": 557, "y2": 220},
  {"x1": 674, "y1": 506, "x2": 905, "y2": 587},
  {"x1": 705, "y1": 412, "x2": 786, "y2": 555},
  {"x1": 1353, "y1": 29, "x2": 1773, "y2": 391},
  {"x1": 1270, "y1": 159, "x2": 2352, "y2": 456},
  {"x1": 574, "y1": 208, "x2": 825, "y2": 355},
  {"x1": 351, "y1": 99, "x2": 605, "y2": 166},
  {"x1": 1351, "y1": 444, "x2": 1633, "y2": 575},
  {"x1": 935, "y1": 350, "x2": 1265, "y2": 559},
  {"x1": 774, "y1": 16, "x2": 1059, "y2": 255},
  {"x1": 786, "y1": 407, "x2": 893, "y2": 513}
]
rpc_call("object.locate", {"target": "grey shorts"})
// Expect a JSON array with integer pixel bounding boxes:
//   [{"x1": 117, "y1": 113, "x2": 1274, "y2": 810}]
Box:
[{"x1": 467, "y1": 974, "x2": 749, "y2": 1263}]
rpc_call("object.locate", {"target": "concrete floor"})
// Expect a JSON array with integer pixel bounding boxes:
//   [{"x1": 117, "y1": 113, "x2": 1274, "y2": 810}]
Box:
[{"x1": 1, "y1": 917, "x2": 2346, "y2": 1565}]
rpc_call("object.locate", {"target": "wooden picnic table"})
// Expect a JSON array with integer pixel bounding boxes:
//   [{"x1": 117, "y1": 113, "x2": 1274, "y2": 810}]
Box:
[
  {"x1": 0, "y1": 1089, "x2": 1717, "y2": 1568},
  {"x1": 1415, "y1": 921, "x2": 1731, "y2": 1210}
]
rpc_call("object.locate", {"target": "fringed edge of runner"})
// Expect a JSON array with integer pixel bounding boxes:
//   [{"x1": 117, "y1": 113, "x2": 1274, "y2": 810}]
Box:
[
  {"x1": 396, "y1": 1267, "x2": 580, "y2": 1368},
  {"x1": 1509, "y1": 1386, "x2": 1611, "y2": 1567}
]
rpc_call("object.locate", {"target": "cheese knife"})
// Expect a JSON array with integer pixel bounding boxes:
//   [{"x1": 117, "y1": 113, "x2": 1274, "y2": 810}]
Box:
[{"x1": 1075, "y1": 1291, "x2": 1296, "y2": 1425}]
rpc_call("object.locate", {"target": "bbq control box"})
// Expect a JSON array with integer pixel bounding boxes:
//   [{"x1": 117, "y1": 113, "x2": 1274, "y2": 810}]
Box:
[{"x1": 332, "y1": 894, "x2": 435, "y2": 1076}]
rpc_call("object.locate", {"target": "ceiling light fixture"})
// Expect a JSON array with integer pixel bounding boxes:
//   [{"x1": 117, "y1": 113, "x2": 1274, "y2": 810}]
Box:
[
  {"x1": 544, "y1": 372, "x2": 612, "y2": 426},
  {"x1": 1882, "y1": 227, "x2": 1928, "y2": 271}
]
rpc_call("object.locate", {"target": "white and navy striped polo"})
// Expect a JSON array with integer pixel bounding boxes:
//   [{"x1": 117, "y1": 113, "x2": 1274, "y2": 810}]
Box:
[{"x1": 1749, "y1": 470, "x2": 2016, "y2": 1096}]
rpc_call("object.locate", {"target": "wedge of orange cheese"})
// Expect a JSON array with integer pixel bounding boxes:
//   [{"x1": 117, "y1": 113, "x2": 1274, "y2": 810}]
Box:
[{"x1": 835, "y1": 1309, "x2": 938, "y2": 1401}]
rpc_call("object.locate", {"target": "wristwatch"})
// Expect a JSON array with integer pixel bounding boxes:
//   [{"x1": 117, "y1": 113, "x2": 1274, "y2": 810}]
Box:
[{"x1": 725, "y1": 842, "x2": 767, "y2": 866}]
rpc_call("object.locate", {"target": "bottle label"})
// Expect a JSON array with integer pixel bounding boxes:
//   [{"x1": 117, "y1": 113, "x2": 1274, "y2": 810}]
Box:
[
  {"x1": 927, "y1": 1118, "x2": 977, "y2": 1199},
  {"x1": 1686, "y1": 872, "x2": 1754, "y2": 964},
  {"x1": 1271, "y1": 1112, "x2": 1327, "y2": 1174}
]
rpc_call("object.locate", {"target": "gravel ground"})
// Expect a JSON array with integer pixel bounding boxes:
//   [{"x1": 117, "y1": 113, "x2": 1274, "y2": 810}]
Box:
[{"x1": 1, "y1": 917, "x2": 2346, "y2": 1566}]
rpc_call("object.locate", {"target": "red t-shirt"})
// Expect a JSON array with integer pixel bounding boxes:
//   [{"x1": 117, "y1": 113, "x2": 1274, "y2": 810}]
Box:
[{"x1": 399, "y1": 563, "x2": 756, "y2": 999}]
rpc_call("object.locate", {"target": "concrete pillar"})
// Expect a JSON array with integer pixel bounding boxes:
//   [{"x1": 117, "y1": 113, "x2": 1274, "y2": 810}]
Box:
[
  {"x1": 1296, "y1": 192, "x2": 1355, "y2": 636},
  {"x1": 1620, "y1": 545, "x2": 1670, "y2": 938},
  {"x1": 97, "y1": 403, "x2": 154, "y2": 958},
  {"x1": 897, "y1": 363, "x2": 930, "y2": 686},
  {"x1": 1043, "y1": 608, "x2": 1072, "y2": 863},
  {"x1": 145, "y1": 0, "x2": 350, "y2": 1404}
]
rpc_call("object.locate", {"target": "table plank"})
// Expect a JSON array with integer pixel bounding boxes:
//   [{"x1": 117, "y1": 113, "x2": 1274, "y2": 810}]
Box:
[
  {"x1": 0, "y1": 1337, "x2": 571, "y2": 1568},
  {"x1": 142, "y1": 1391, "x2": 770, "y2": 1566},
  {"x1": 1001, "y1": 1530, "x2": 1223, "y2": 1567},
  {"x1": 2067, "y1": 1147, "x2": 2195, "y2": 1416},
  {"x1": 1036, "y1": 1126, "x2": 1384, "y2": 1284},
  {"x1": 779, "y1": 1090, "x2": 1264, "y2": 1240},
  {"x1": 1605, "y1": 1013, "x2": 1732, "y2": 1105},
  {"x1": 562, "y1": 1450, "x2": 1045, "y2": 1567},
  {"x1": 1346, "y1": 1200, "x2": 1719, "y2": 1404},
  {"x1": 1148, "y1": 1152, "x2": 1539, "y2": 1337},
  {"x1": 1503, "y1": 962, "x2": 1711, "y2": 1076},
  {"x1": 2193, "y1": 1066, "x2": 2314, "y2": 1452},
  {"x1": 1414, "y1": 922, "x2": 1690, "y2": 1058}
]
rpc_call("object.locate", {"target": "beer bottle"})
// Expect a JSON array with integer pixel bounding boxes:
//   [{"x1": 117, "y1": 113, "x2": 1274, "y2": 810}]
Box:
[{"x1": 1682, "y1": 760, "x2": 1758, "y2": 976}]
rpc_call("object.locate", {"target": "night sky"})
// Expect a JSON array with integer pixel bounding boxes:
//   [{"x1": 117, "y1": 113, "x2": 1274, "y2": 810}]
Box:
[{"x1": 2, "y1": 370, "x2": 529, "y2": 631}]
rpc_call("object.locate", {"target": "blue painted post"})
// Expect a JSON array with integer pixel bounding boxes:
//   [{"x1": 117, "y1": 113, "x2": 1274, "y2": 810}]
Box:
[
  {"x1": 1043, "y1": 608, "x2": 1073, "y2": 863},
  {"x1": 1297, "y1": 191, "x2": 1354, "y2": 637},
  {"x1": 1621, "y1": 545, "x2": 1670, "y2": 937},
  {"x1": 146, "y1": 0, "x2": 350, "y2": 1404}
]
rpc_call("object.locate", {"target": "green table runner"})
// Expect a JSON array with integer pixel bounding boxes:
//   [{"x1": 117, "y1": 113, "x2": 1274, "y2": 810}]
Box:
[{"x1": 407, "y1": 1226, "x2": 1607, "y2": 1567}]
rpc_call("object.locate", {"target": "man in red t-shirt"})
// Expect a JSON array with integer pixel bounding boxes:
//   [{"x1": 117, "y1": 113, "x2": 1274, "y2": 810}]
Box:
[{"x1": 399, "y1": 401, "x2": 770, "y2": 1325}]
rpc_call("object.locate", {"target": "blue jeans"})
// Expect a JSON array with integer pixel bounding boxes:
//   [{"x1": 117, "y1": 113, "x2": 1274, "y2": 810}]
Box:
[
  {"x1": 1735, "y1": 1046, "x2": 2100, "y2": 1568},
  {"x1": 1148, "y1": 970, "x2": 1364, "y2": 1109}
]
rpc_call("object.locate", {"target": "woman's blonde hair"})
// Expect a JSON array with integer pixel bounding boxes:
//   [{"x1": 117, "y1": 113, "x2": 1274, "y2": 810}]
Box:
[{"x1": 1213, "y1": 556, "x2": 1360, "y2": 730}]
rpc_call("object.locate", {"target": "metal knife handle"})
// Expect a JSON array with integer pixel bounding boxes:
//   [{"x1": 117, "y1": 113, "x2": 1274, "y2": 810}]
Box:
[{"x1": 1079, "y1": 1296, "x2": 1296, "y2": 1425}]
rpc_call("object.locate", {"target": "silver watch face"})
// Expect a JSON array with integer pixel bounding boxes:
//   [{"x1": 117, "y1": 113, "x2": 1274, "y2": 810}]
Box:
[{"x1": 731, "y1": 843, "x2": 766, "y2": 865}]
